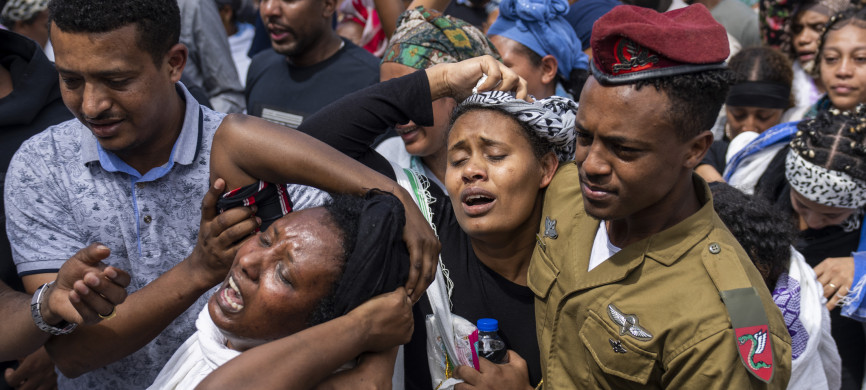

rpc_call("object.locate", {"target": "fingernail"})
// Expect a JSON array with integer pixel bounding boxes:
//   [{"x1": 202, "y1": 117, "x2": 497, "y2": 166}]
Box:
[
  {"x1": 105, "y1": 268, "x2": 118, "y2": 279},
  {"x1": 407, "y1": 289, "x2": 414, "y2": 296},
  {"x1": 96, "y1": 244, "x2": 109, "y2": 251},
  {"x1": 85, "y1": 273, "x2": 100, "y2": 287},
  {"x1": 256, "y1": 217, "x2": 262, "y2": 225}
]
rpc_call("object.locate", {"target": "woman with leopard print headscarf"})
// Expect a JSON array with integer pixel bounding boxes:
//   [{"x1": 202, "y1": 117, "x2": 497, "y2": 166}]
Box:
[{"x1": 756, "y1": 104, "x2": 866, "y2": 390}]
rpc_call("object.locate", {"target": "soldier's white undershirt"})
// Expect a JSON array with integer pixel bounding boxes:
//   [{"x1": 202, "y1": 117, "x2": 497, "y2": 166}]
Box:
[{"x1": 588, "y1": 221, "x2": 621, "y2": 271}]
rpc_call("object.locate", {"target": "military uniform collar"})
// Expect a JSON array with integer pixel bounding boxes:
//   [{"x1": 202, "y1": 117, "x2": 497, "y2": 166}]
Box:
[{"x1": 641, "y1": 174, "x2": 714, "y2": 267}]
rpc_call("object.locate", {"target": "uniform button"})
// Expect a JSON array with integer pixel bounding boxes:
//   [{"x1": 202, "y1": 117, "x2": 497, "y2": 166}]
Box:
[
  {"x1": 144, "y1": 215, "x2": 152, "y2": 224},
  {"x1": 708, "y1": 242, "x2": 721, "y2": 254}
]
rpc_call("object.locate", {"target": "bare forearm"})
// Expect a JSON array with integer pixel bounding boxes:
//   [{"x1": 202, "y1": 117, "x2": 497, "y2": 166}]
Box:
[
  {"x1": 212, "y1": 114, "x2": 406, "y2": 197},
  {"x1": 45, "y1": 259, "x2": 214, "y2": 377},
  {"x1": 0, "y1": 284, "x2": 50, "y2": 361},
  {"x1": 196, "y1": 314, "x2": 368, "y2": 390},
  {"x1": 315, "y1": 348, "x2": 398, "y2": 390}
]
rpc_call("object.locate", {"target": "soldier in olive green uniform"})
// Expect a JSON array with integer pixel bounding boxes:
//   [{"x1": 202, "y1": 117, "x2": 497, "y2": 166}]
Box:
[{"x1": 529, "y1": 5, "x2": 792, "y2": 389}]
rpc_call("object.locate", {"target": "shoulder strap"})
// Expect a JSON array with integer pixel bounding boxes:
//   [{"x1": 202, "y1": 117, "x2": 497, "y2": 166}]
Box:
[{"x1": 702, "y1": 237, "x2": 775, "y2": 383}]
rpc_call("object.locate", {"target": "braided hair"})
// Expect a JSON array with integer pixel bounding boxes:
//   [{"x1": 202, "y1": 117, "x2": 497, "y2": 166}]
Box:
[{"x1": 791, "y1": 104, "x2": 866, "y2": 182}]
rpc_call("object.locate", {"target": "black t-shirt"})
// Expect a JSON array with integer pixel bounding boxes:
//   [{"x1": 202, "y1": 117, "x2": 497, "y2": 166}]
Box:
[
  {"x1": 299, "y1": 71, "x2": 542, "y2": 388},
  {"x1": 245, "y1": 38, "x2": 379, "y2": 129},
  {"x1": 700, "y1": 139, "x2": 729, "y2": 173},
  {"x1": 402, "y1": 185, "x2": 541, "y2": 389}
]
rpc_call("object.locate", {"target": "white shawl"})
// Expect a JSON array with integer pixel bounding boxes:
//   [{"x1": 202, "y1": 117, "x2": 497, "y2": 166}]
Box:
[{"x1": 148, "y1": 308, "x2": 240, "y2": 389}]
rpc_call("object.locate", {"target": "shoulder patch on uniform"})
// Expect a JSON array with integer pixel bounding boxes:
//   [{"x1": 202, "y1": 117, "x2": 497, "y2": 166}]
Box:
[{"x1": 720, "y1": 287, "x2": 774, "y2": 383}]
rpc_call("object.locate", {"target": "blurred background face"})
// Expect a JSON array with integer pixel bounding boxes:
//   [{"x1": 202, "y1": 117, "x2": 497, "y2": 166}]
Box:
[
  {"x1": 724, "y1": 106, "x2": 784, "y2": 138},
  {"x1": 790, "y1": 189, "x2": 858, "y2": 230},
  {"x1": 792, "y1": 9, "x2": 829, "y2": 72},
  {"x1": 259, "y1": 0, "x2": 328, "y2": 56},
  {"x1": 820, "y1": 24, "x2": 866, "y2": 111},
  {"x1": 380, "y1": 62, "x2": 455, "y2": 158},
  {"x1": 488, "y1": 35, "x2": 551, "y2": 99},
  {"x1": 445, "y1": 109, "x2": 553, "y2": 240}
]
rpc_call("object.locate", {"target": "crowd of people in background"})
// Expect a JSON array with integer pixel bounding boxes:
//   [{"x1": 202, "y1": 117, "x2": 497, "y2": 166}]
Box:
[{"x1": 1, "y1": 0, "x2": 866, "y2": 388}]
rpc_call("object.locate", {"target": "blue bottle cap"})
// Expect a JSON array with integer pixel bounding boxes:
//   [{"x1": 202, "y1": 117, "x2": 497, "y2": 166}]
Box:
[{"x1": 477, "y1": 318, "x2": 499, "y2": 332}]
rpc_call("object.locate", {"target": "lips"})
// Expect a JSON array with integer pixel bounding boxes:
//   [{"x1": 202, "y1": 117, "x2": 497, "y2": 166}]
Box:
[
  {"x1": 580, "y1": 179, "x2": 616, "y2": 202},
  {"x1": 797, "y1": 52, "x2": 815, "y2": 63},
  {"x1": 86, "y1": 119, "x2": 123, "y2": 138},
  {"x1": 831, "y1": 84, "x2": 857, "y2": 95},
  {"x1": 267, "y1": 23, "x2": 291, "y2": 41},
  {"x1": 217, "y1": 275, "x2": 245, "y2": 313},
  {"x1": 460, "y1": 187, "x2": 497, "y2": 216},
  {"x1": 395, "y1": 125, "x2": 421, "y2": 143}
]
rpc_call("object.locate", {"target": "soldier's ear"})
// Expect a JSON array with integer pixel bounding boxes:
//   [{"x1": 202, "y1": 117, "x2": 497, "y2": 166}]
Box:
[{"x1": 683, "y1": 130, "x2": 713, "y2": 170}]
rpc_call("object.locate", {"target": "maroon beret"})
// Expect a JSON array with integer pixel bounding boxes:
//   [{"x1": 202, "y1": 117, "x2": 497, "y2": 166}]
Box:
[{"x1": 590, "y1": 4, "x2": 730, "y2": 84}]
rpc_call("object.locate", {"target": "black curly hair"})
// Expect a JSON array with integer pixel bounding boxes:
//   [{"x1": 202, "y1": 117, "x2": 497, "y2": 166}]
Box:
[
  {"x1": 710, "y1": 182, "x2": 795, "y2": 289},
  {"x1": 633, "y1": 68, "x2": 734, "y2": 141},
  {"x1": 790, "y1": 104, "x2": 866, "y2": 182},
  {"x1": 47, "y1": 0, "x2": 180, "y2": 66}
]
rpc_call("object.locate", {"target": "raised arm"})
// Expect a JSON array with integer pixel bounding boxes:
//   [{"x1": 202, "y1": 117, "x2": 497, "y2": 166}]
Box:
[{"x1": 298, "y1": 55, "x2": 527, "y2": 164}]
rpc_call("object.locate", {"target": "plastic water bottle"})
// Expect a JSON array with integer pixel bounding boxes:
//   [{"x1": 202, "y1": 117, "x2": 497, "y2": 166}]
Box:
[{"x1": 476, "y1": 318, "x2": 508, "y2": 364}]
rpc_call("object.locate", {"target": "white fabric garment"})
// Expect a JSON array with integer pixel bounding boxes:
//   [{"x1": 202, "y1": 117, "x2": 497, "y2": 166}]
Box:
[
  {"x1": 588, "y1": 221, "x2": 620, "y2": 271},
  {"x1": 228, "y1": 23, "x2": 254, "y2": 87},
  {"x1": 148, "y1": 308, "x2": 240, "y2": 390},
  {"x1": 376, "y1": 136, "x2": 447, "y2": 193},
  {"x1": 784, "y1": 61, "x2": 822, "y2": 123},
  {"x1": 785, "y1": 249, "x2": 842, "y2": 390},
  {"x1": 724, "y1": 131, "x2": 785, "y2": 195}
]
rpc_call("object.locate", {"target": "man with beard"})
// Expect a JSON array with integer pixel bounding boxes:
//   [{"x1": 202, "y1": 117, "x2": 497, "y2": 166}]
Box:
[
  {"x1": 529, "y1": 5, "x2": 792, "y2": 389},
  {"x1": 244, "y1": 0, "x2": 379, "y2": 129}
]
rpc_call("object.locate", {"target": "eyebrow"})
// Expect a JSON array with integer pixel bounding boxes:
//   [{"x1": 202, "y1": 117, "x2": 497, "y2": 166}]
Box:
[
  {"x1": 576, "y1": 123, "x2": 651, "y2": 148},
  {"x1": 56, "y1": 66, "x2": 136, "y2": 78}
]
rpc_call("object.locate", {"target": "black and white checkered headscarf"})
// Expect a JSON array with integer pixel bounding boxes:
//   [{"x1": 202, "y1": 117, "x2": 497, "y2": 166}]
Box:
[
  {"x1": 460, "y1": 91, "x2": 578, "y2": 162},
  {"x1": 1, "y1": 0, "x2": 47, "y2": 23}
]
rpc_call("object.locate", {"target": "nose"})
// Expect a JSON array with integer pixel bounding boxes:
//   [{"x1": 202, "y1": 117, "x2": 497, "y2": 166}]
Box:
[
  {"x1": 801, "y1": 210, "x2": 829, "y2": 230},
  {"x1": 740, "y1": 115, "x2": 759, "y2": 134},
  {"x1": 81, "y1": 83, "x2": 111, "y2": 119},
  {"x1": 461, "y1": 156, "x2": 487, "y2": 184},
  {"x1": 260, "y1": 0, "x2": 280, "y2": 17},
  {"x1": 794, "y1": 29, "x2": 813, "y2": 48},
  {"x1": 579, "y1": 143, "x2": 611, "y2": 179},
  {"x1": 836, "y1": 57, "x2": 854, "y2": 78},
  {"x1": 236, "y1": 239, "x2": 263, "y2": 281}
]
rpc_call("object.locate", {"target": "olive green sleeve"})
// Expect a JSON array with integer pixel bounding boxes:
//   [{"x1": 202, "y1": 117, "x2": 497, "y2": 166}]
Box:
[{"x1": 661, "y1": 328, "x2": 791, "y2": 389}]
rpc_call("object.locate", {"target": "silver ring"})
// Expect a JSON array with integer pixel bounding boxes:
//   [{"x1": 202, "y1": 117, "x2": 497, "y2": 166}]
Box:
[{"x1": 827, "y1": 283, "x2": 838, "y2": 289}]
